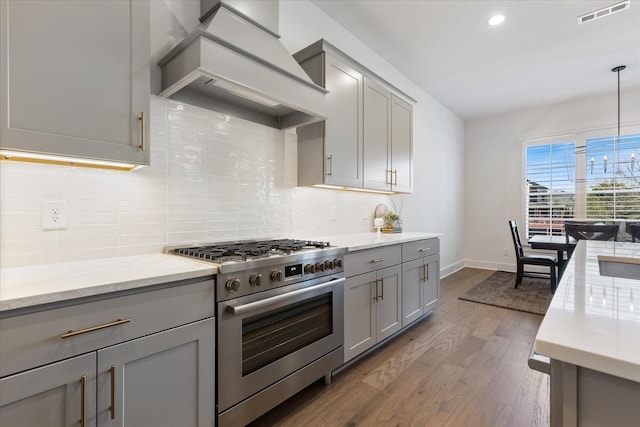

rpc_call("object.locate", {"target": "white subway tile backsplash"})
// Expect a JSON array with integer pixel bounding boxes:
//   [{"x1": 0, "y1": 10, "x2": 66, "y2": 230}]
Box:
[{"x1": 0, "y1": 95, "x2": 392, "y2": 268}]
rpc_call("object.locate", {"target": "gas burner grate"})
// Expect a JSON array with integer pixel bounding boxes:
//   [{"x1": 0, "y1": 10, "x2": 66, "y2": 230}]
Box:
[{"x1": 172, "y1": 239, "x2": 331, "y2": 263}]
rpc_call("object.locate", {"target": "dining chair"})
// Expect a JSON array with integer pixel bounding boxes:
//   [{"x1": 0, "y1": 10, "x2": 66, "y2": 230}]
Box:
[
  {"x1": 508, "y1": 221, "x2": 558, "y2": 293},
  {"x1": 564, "y1": 222, "x2": 619, "y2": 241},
  {"x1": 627, "y1": 223, "x2": 640, "y2": 242}
]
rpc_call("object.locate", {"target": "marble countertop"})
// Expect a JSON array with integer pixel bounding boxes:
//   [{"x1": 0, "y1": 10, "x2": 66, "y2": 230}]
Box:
[
  {"x1": 0, "y1": 232, "x2": 440, "y2": 313},
  {"x1": 535, "y1": 240, "x2": 640, "y2": 382},
  {"x1": 0, "y1": 254, "x2": 217, "y2": 312},
  {"x1": 317, "y1": 231, "x2": 441, "y2": 252}
]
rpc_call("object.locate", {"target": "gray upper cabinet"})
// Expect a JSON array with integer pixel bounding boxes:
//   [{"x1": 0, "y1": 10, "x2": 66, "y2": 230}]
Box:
[
  {"x1": 363, "y1": 78, "x2": 413, "y2": 192},
  {"x1": 295, "y1": 40, "x2": 414, "y2": 193},
  {"x1": 0, "y1": 0, "x2": 150, "y2": 166},
  {"x1": 296, "y1": 51, "x2": 364, "y2": 188}
]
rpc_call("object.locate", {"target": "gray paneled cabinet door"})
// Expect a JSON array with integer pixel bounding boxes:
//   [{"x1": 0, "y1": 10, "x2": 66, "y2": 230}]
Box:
[
  {"x1": 323, "y1": 54, "x2": 363, "y2": 187},
  {"x1": 375, "y1": 265, "x2": 402, "y2": 342},
  {"x1": 344, "y1": 271, "x2": 377, "y2": 362},
  {"x1": 0, "y1": 353, "x2": 97, "y2": 427},
  {"x1": 402, "y1": 258, "x2": 425, "y2": 327},
  {"x1": 391, "y1": 95, "x2": 413, "y2": 192},
  {"x1": 363, "y1": 77, "x2": 392, "y2": 191},
  {"x1": 0, "y1": 0, "x2": 150, "y2": 165},
  {"x1": 422, "y1": 255, "x2": 440, "y2": 313},
  {"x1": 401, "y1": 254, "x2": 439, "y2": 328},
  {"x1": 96, "y1": 317, "x2": 215, "y2": 427}
]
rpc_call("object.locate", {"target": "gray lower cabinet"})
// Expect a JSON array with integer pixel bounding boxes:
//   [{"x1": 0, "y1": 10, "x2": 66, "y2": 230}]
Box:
[
  {"x1": 0, "y1": 318, "x2": 213, "y2": 427},
  {"x1": 401, "y1": 254, "x2": 440, "y2": 327},
  {"x1": 96, "y1": 318, "x2": 214, "y2": 427},
  {"x1": 0, "y1": 0, "x2": 150, "y2": 165},
  {"x1": 0, "y1": 352, "x2": 97, "y2": 427},
  {"x1": 0, "y1": 278, "x2": 215, "y2": 427},
  {"x1": 401, "y1": 238, "x2": 440, "y2": 327},
  {"x1": 344, "y1": 265, "x2": 402, "y2": 362}
]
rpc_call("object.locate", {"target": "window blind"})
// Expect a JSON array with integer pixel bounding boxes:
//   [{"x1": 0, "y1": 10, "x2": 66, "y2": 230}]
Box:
[{"x1": 526, "y1": 141, "x2": 576, "y2": 237}]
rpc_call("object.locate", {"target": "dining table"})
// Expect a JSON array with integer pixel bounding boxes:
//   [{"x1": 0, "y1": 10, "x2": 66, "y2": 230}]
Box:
[{"x1": 528, "y1": 235, "x2": 578, "y2": 279}]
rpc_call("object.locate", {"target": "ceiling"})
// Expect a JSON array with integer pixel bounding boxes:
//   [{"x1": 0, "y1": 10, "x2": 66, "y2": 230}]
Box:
[{"x1": 310, "y1": 0, "x2": 640, "y2": 121}]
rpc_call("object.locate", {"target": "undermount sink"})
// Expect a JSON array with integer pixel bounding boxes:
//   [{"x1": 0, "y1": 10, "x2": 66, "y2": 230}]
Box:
[{"x1": 598, "y1": 255, "x2": 640, "y2": 280}]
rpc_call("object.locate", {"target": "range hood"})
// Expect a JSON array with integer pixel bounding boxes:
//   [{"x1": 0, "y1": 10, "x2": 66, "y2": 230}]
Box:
[{"x1": 158, "y1": 0, "x2": 327, "y2": 129}]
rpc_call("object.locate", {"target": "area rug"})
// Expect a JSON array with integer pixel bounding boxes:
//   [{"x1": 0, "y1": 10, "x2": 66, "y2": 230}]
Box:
[{"x1": 458, "y1": 271, "x2": 552, "y2": 315}]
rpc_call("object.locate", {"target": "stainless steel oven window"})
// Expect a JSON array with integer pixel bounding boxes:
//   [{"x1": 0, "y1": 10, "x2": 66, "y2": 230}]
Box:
[{"x1": 242, "y1": 293, "x2": 333, "y2": 376}]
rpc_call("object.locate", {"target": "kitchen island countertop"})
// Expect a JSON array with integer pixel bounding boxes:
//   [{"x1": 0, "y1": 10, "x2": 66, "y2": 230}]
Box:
[
  {"x1": 535, "y1": 240, "x2": 640, "y2": 382},
  {"x1": 0, "y1": 254, "x2": 216, "y2": 312}
]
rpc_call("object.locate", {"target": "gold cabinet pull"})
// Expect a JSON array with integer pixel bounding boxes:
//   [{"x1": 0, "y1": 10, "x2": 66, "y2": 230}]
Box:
[
  {"x1": 110, "y1": 365, "x2": 116, "y2": 419},
  {"x1": 386, "y1": 169, "x2": 392, "y2": 185},
  {"x1": 138, "y1": 112, "x2": 145, "y2": 151},
  {"x1": 327, "y1": 155, "x2": 333, "y2": 176},
  {"x1": 426, "y1": 264, "x2": 429, "y2": 281},
  {"x1": 421, "y1": 265, "x2": 426, "y2": 282},
  {"x1": 370, "y1": 258, "x2": 386, "y2": 263},
  {"x1": 61, "y1": 318, "x2": 131, "y2": 339},
  {"x1": 372, "y1": 279, "x2": 379, "y2": 301},
  {"x1": 80, "y1": 375, "x2": 86, "y2": 427},
  {"x1": 393, "y1": 170, "x2": 398, "y2": 186},
  {"x1": 380, "y1": 278, "x2": 384, "y2": 301},
  {"x1": 418, "y1": 248, "x2": 431, "y2": 252}
]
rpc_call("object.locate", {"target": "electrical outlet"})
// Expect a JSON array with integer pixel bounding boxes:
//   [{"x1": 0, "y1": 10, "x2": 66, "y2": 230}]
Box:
[
  {"x1": 503, "y1": 248, "x2": 509, "y2": 257},
  {"x1": 42, "y1": 200, "x2": 67, "y2": 230}
]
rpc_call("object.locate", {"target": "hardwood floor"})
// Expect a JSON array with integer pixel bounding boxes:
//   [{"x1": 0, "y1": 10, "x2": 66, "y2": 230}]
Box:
[{"x1": 249, "y1": 268, "x2": 551, "y2": 427}]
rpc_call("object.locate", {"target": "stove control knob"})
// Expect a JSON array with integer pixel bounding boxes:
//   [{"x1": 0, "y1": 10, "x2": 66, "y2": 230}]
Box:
[
  {"x1": 304, "y1": 264, "x2": 315, "y2": 274},
  {"x1": 334, "y1": 259, "x2": 343, "y2": 268},
  {"x1": 315, "y1": 262, "x2": 324, "y2": 272},
  {"x1": 270, "y1": 270, "x2": 283, "y2": 282},
  {"x1": 225, "y1": 278, "x2": 241, "y2": 292},
  {"x1": 249, "y1": 273, "x2": 263, "y2": 287},
  {"x1": 325, "y1": 260, "x2": 334, "y2": 270}
]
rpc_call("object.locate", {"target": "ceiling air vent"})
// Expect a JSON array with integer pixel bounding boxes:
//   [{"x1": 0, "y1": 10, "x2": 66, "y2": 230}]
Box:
[{"x1": 578, "y1": 0, "x2": 631, "y2": 24}]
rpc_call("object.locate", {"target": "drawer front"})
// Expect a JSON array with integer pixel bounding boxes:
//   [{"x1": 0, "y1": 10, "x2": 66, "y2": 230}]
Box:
[
  {"x1": 402, "y1": 239, "x2": 439, "y2": 262},
  {"x1": 0, "y1": 278, "x2": 214, "y2": 378},
  {"x1": 344, "y1": 246, "x2": 401, "y2": 277}
]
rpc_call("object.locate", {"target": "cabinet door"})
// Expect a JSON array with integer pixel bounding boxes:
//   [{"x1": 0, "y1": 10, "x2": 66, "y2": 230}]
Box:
[
  {"x1": 0, "y1": 0, "x2": 150, "y2": 165},
  {"x1": 375, "y1": 265, "x2": 402, "y2": 341},
  {"x1": 401, "y1": 258, "x2": 424, "y2": 327},
  {"x1": 363, "y1": 77, "x2": 392, "y2": 191},
  {"x1": 0, "y1": 353, "x2": 96, "y2": 427},
  {"x1": 391, "y1": 95, "x2": 413, "y2": 192},
  {"x1": 423, "y1": 255, "x2": 440, "y2": 313},
  {"x1": 97, "y1": 317, "x2": 215, "y2": 427},
  {"x1": 324, "y1": 54, "x2": 363, "y2": 187},
  {"x1": 344, "y1": 271, "x2": 377, "y2": 362}
]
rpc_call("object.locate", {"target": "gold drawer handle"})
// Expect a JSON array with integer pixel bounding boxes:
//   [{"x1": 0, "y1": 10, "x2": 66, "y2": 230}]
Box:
[
  {"x1": 418, "y1": 248, "x2": 431, "y2": 252},
  {"x1": 61, "y1": 318, "x2": 131, "y2": 339}
]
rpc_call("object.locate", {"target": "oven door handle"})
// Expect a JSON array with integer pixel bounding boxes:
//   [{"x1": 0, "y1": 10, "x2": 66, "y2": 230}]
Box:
[{"x1": 225, "y1": 277, "x2": 345, "y2": 316}]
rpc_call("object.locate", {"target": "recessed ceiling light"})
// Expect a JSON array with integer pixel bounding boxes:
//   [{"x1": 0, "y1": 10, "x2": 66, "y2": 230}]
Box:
[{"x1": 488, "y1": 14, "x2": 506, "y2": 26}]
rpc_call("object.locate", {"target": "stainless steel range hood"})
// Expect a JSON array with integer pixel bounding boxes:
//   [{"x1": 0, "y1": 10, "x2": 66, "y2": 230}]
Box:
[{"x1": 158, "y1": 0, "x2": 327, "y2": 129}]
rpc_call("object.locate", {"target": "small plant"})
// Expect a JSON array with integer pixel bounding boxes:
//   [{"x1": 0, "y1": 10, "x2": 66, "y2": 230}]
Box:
[{"x1": 383, "y1": 210, "x2": 400, "y2": 226}]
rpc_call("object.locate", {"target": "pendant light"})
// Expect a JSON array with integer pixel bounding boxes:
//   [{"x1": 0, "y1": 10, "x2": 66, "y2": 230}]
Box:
[{"x1": 611, "y1": 65, "x2": 626, "y2": 173}]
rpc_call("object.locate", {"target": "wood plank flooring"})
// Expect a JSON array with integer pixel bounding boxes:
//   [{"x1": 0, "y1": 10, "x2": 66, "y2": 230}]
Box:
[{"x1": 249, "y1": 268, "x2": 550, "y2": 427}]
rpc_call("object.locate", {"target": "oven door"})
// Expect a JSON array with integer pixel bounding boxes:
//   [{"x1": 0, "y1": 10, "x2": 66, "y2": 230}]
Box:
[{"x1": 217, "y1": 275, "x2": 344, "y2": 412}]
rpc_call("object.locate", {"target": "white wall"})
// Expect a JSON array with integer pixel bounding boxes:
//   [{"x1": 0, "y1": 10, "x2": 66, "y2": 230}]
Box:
[
  {"x1": 464, "y1": 87, "x2": 640, "y2": 271},
  {"x1": 0, "y1": 0, "x2": 465, "y2": 274}
]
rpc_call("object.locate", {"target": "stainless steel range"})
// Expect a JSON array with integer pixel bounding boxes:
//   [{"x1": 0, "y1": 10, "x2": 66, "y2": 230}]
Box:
[{"x1": 170, "y1": 239, "x2": 346, "y2": 427}]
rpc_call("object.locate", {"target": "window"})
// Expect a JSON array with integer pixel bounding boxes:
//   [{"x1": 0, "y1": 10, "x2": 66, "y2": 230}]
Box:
[
  {"x1": 525, "y1": 141, "x2": 575, "y2": 237},
  {"x1": 585, "y1": 133, "x2": 640, "y2": 221},
  {"x1": 523, "y1": 127, "x2": 640, "y2": 240}
]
